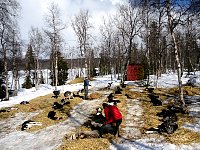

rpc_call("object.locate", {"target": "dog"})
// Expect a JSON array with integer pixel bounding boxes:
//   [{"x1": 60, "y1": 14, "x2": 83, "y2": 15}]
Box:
[
  {"x1": 148, "y1": 94, "x2": 162, "y2": 106},
  {"x1": 48, "y1": 111, "x2": 57, "y2": 120},
  {"x1": 67, "y1": 130, "x2": 100, "y2": 140},
  {"x1": 88, "y1": 108, "x2": 106, "y2": 125},
  {"x1": 52, "y1": 102, "x2": 63, "y2": 109},
  {"x1": 20, "y1": 101, "x2": 29, "y2": 105},
  {"x1": 115, "y1": 86, "x2": 122, "y2": 94},
  {"x1": 108, "y1": 99, "x2": 121, "y2": 105},
  {"x1": 157, "y1": 109, "x2": 178, "y2": 122},
  {"x1": 21, "y1": 120, "x2": 42, "y2": 131},
  {"x1": 146, "y1": 121, "x2": 178, "y2": 134},
  {"x1": 64, "y1": 91, "x2": 74, "y2": 99},
  {"x1": 107, "y1": 82, "x2": 113, "y2": 89},
  {"x1": 60, "y1": 99, "x2": 70, "y2": 105},
  {"x1": 120, "y1": 82, "x2": 126, "y2": 88},
  {"x1": 72, "y1": 90, "x2": 84, "y2": 98},
  {"x1": 146, "y1": 107, "x2": 179, "y2": 134},
  {"x1": 107, "y1": 93, "x2": 115, "y2": 100},
  {"x1": 167, "y1": 105, "x2": 186, "y2": 114},
  {"x1": 146, "y1": 87, "x2": 154, "y2": 93}
]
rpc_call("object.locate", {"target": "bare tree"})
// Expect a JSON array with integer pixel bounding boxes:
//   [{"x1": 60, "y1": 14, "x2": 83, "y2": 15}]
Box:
[
  {"x1": 99, "y1": 17, "x2": 116, "y2": 80},
  {"x1": 29, "y1": 27, "x2": 45, "y2": 89},
  {"x1": 165, "y1": 0, "x2": 189, "y2": 106},
  {"x1": 44, "y1": 2, "x2": 65, "y2": 90},
  {"x1": 0, "y1": 0, "x2": 20, "y2": 99},
  {"x1": 114, "y1": 3, "x2": 143, "y2": 81},
  {"x1": 10, "y1": 29, "x2": 22, "y2": 96},
  {"x1": 71, "y1": 9, "x2": 92, "y2": 77}
]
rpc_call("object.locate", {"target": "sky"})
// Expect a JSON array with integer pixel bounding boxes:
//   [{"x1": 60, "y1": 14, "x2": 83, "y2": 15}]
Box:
[{"x1": 18, "y1": 0, "x2": 127, "y2": 48}]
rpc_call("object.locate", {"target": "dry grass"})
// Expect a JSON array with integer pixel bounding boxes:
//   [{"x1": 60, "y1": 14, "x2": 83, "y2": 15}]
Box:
[
  {"x1": 0, "y1": 93, "x2": 83, "y2": 132},
  {"x1": 1, "y1": 84, "x2": 200, "y2": 148},
  {"x1": 168, "y1": 86, "x2": 200, "y2": 96},
  {"x1": 139, "y1": 87, "x2": 200, "y2": 145},
  {"x1": 68, "y1": 77, "x2": 94, "y2": 84},
  {"x1": 58, "y1": 88, "x2": 128, "y2": 150},
  {"x1": 88, "y1": 92, "x2": 102, "y2": 100},
  {"x1": 69, "y1": 77, "x2": 84, "y2": 84},
  {"x1": 58, "y1": 138, "x2": 110, "y2": 150}
]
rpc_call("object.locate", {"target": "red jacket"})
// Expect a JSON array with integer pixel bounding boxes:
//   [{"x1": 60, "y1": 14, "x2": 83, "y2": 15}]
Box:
[{"x1": 104, "y1": 105, "x2": 122, "y2": 124}]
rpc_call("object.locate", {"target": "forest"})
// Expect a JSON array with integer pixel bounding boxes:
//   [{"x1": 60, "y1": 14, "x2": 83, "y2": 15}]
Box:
[{"x1": 0, "y1": 0, "x2": 200, "y2": 106}]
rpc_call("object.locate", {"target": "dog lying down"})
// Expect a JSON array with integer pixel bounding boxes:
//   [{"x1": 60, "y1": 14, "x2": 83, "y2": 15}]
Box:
[
  {"x1": 67, "y1": 130, "x2": 100, "y2": 140},
  {"x1": 145, "y1": 121, "x2": 178, "y2": 134},
  {"x1": 21, "y1": 120, "x2": 42, "y2": 131}
]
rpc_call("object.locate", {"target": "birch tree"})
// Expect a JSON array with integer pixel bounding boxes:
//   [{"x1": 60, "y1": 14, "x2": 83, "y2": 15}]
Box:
[
  {"x1": 165, "y1": 0, "x2": 189, "y2": 106},
  {"x1": 71, "y1": 9, "x2": 92, "y2": 77},
  {"x1": 44, "y1": 2, "x2": 65, "y2": 90},
  {"x1": 0, "y1": 0, "x2": 20, "y2": 99},
  {"x1": 29, "y1": 27, "x2": 45, "y2": 89}
]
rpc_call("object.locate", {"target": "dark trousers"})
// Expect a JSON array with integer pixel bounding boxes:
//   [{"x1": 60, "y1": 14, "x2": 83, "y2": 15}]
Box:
[
  {"x1": 99, "y1": 119, "x2": 122, "y2": 137},
  {"x1": 99, "y1": 124, "x2": 114, "y2": 137},
  {"x1": 84, "y1": 86, "x2": 88, "y2": 99},
  {"x1": 113, "y1": 119, "x2": 122, "y2": 136}
]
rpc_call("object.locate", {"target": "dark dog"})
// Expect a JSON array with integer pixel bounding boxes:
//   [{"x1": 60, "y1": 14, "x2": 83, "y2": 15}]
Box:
[
  {"x1": 60, "y1": 99, "x2": 70, "y2": 105},
  {"x1": 148, "y1": 94, "x2": 162, "y2": 106},
  {"x1": 20, "y1": 101, "x2": 29, "y2": 105},
  {"x1": 48, "y1": 111, "x2": 57, "y2": 120},
  {"x1": 108, "y1": 99, "x2": 121, "y2": 105},
  {"x1": 146, "y1": 120, "x2": 178, "y2": 134},
  {"x1": 167, "y1": 105, "x2": 186, "y2": 114},
  {"x1": 120, "y1": 82, "x2": 126, "y2": 88},
  {"x1": 107, "y1": 93, "x2": 115, "y2": 100},
  {"x1": 115, "y1": 86, "x2": 122, "y2": 94},
  {"x1": 146, "y1": 87, "x2": 154, "y2": 93},
  {"x1": 157, "y1": 109, "x2": 178, "y2": 122},
  {"x1": 158, "y1": 120, "x2": 178, "y2": 134},
  {"x1": 52, "y1": 102, "x2": 63, "y2": 109}
]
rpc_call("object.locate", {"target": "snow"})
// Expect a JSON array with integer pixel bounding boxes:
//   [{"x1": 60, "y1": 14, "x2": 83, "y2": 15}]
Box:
[{"x1": 0, "y1": 72, "x2": 200, "y2": 150}]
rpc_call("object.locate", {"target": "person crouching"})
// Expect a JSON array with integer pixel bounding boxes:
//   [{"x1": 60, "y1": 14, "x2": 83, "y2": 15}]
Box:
[{"x1": 99, "y1": 103, "x2": 122, "y2": 137}]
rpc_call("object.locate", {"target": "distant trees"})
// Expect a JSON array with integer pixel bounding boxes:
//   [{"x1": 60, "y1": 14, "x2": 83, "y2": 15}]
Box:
[{"x1": 0, "y1": 0, "x2": 199, "y2": 101}]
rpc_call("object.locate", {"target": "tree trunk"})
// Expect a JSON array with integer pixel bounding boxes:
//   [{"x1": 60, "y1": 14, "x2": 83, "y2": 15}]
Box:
[
  {"x1": 171, "y1": 32, "x2": 185, "y2": 106},
  {"x1": 166, "y1": 0, "x2": 185, "y2": 106}
]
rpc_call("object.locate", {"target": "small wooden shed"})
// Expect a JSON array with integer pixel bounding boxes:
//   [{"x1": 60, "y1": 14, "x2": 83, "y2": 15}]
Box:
[{"x1": 126, "y1": 64, "x2": 144, "y2": 81}]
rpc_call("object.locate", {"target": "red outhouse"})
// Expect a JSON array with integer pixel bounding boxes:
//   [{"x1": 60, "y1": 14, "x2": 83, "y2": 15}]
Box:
[{"x1": 126, "y1": 64, "x2": 144, "y2": 81}]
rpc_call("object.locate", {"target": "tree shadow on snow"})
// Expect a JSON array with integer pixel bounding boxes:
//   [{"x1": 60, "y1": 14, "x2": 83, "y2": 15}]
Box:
[{"x1": 110, "y1": 137, "x2": 155, "y2": 150}]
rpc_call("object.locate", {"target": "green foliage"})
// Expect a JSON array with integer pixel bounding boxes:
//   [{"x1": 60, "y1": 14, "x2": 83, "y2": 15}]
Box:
[
  {"x1": 137, "y1": 66, "x2": 145, "y2": 80},
  {"x1": 25, "y1": 45, "x2": 36, "y2": 73},
  {"x1": 22, "y1": 75, "x2": 32, "y2": 89},
  {"x1": 57, "y1": 58, "x2": 68, "y2": 85},
  {"x1": 99, "y1": 53, "x2": 111, "y2": 75},
  {"x1": 50, "y1": 52, "x2": 69, "y2": 86},
  {"x1": 141, "y1": 56, "x2": 149, "y2": 79},
  {"x1": 0, "y1": 60, "x2": 4, "y2": 75},
  {"x1": 40, "y1": 71, "x2": 45, "y2": 84}
]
